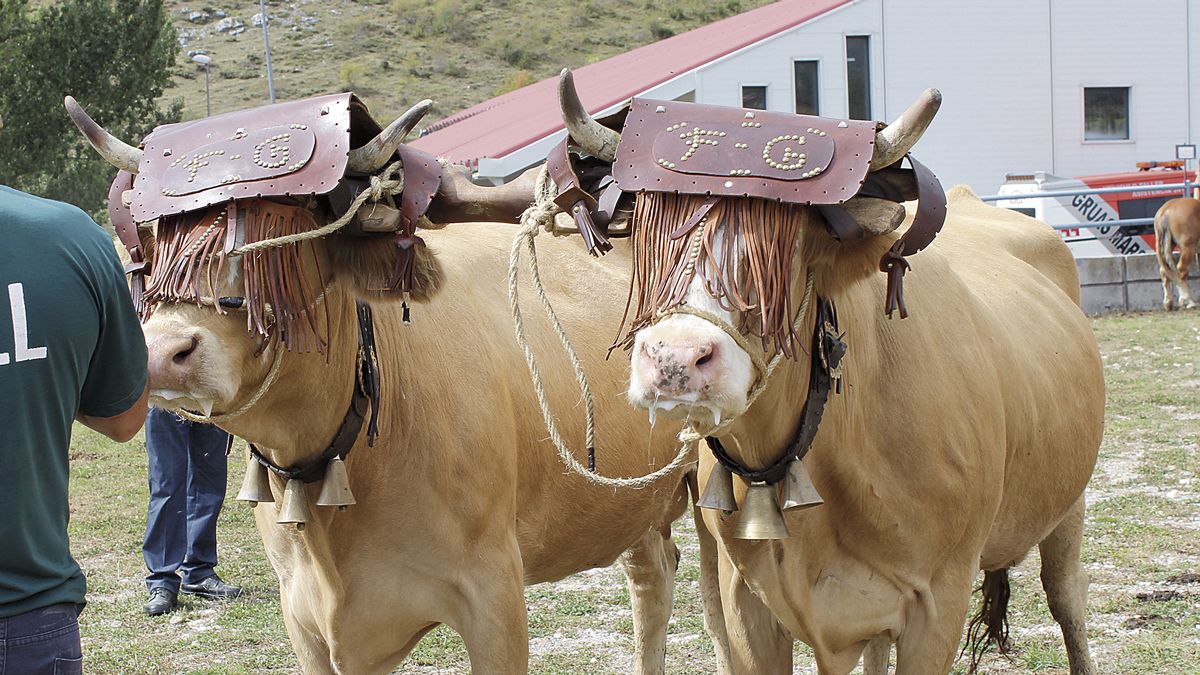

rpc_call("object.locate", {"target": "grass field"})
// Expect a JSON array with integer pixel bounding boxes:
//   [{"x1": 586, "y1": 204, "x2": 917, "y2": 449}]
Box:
[{"x1": 66, "y1": 310, "x2": 1199, "y2": 674}]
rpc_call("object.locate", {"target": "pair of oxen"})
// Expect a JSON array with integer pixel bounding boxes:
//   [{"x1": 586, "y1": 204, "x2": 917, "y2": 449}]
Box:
[{"x1": 66, "y1": 70, "x2": 1104, "y2": 675}]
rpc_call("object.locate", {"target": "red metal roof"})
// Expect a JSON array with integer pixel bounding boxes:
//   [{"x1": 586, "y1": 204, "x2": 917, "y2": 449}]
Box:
[{"x1": 410, "y1": 0, "x2": 851, "y2": 168}]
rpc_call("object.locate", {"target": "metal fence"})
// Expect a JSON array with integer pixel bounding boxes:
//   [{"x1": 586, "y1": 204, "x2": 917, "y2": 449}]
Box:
[{"x1": 977, "y1": 181, "x2": 1193, "y2": 233}]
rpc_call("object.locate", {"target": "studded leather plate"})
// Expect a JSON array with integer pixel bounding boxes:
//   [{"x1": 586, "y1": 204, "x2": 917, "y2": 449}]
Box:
[
  {"x1": 613, "y1": 98, "x2": 878, "y2": 205},
  {"x1": 131, "y1": 93, "x2": 357, "y2": 222}
]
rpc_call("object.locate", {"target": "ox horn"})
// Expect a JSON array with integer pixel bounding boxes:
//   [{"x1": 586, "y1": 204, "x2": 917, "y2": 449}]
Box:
[
  {"x1": 347, "y1": 98, "x2": 434, "y2": 175},
  {"x1": 869, "y1": 88, "x2": 942, "y2": 171},
  {"x1": 558, "y1": 68, "x2": 620, "y2": 163},
  {"x1": 63, "y1": 96, "x2": 143, "y2": 174}
]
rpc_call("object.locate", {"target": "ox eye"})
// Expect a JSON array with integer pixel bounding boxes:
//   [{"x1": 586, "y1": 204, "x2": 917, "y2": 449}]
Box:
[{"x1": 217, "y1": 297, "x2": 245, "y2": 309}]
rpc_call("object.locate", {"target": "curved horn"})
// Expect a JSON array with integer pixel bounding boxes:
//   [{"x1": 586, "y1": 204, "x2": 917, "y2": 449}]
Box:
[
  {"x1": 558, "y1": 68, "x2": 620, "y2": 163},
  {"x1": 870, "y1": 88, "x2": 942, "y2": 171},
  {"x1": 63, "y1": 96, "x2": 143, "y2": 174},
  {"x1": 347, "y1": 99, "x2": 434, "y2": 174}
]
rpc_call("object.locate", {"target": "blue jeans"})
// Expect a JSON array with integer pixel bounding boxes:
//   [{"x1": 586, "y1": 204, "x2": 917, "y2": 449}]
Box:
[
  {"x1": 143, "y1": 409, "x2": 231, "y2": 593},
  {"x1": 0, "y1": 604, "x2": 82, "y2": 675}
]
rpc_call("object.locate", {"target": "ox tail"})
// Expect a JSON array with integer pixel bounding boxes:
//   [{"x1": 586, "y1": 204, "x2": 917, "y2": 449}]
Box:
[
  {"x1": 960, "y1": 568, "x2": 1012, "y2": 673},
  {"x1": 1156, "y1": 211, "x2": 1179, "y2": 277}
]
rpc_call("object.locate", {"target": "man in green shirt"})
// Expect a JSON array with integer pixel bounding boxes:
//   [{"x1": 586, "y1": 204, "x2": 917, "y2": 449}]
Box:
[{"x1": 0, "y1": 185, "x2": 149, "y2": 674}]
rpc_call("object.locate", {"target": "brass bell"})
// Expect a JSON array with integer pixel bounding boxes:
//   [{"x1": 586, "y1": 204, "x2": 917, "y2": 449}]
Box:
[
  {"x1": 696, "y1": 464, "x2": 738, "y2": 514},
  {"x1": 277, "y1": 479, "x2": 312, "y2": 530},
  {"x1": 235, "y1": 460, "x2": 274, "y2": 504},
  {"x1": 780, "y1": 460, "x2": 824, "y2": 511},
  {"x1": 315, "y1": 457, "x2": 356, "y2": 510},
  {"x1": 733, "y1": 482, "x2": 790, "y2": 540}
]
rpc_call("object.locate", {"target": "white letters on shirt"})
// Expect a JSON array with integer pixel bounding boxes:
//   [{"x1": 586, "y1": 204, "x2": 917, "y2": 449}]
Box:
[{"x1": 2, "y1": 282, "x2": 48, "y2": 365}]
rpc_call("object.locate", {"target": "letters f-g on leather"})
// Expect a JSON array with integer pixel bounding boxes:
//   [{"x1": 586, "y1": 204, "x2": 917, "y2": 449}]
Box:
[{"x1": 613, "y1": 98, "x2": 878, "y2": 206}]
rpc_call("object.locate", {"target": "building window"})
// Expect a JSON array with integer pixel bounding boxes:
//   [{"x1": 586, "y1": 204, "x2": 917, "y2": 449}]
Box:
[
  {"x1": 742, "y1": 85, "x2": 767, "y2": 110},
  {"x1": 1084, "y1": 87, "x2": 1130, "y2": 141},
  {"x1": 794, "y1": 60, "x2": 819, "y2": 115},
  {"x1": 846, "y1": 35, "x2": 871, "y2": 120}
]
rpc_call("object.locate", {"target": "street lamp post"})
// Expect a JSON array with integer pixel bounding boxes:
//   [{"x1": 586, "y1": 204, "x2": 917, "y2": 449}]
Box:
[
  {"x1": 192, "y1": 54, "x2": 213, "y2": 117},
  {"x1": 258, "y1": 0, "x2": 276, "y2": 103}
]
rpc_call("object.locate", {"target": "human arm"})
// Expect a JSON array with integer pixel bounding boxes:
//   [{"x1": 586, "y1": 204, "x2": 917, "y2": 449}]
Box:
[{"x1": 76, "y1": 379, "x2": 149, "y2": 442}]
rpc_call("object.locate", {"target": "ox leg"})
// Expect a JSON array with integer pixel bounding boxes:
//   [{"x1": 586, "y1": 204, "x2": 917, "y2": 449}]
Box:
[
  {"x1": 717, "y1": 546, "x2": 792, "y2": 675},
  {"x1": 278, "y1": 605, "x2": 337, "y2": 675},
  {"x1": 693, "y1": 502, "x2": 735, "y2": 675},
  {"x1": 449, "y1": 544, "x2": 530, "y2": 674},
  {"x1": 893, "y1": 566, "x2": 975, "y2": 675},
  {"x1": 1039, "y1": 496, "x2": 1097, "y2": 675},
  {"x1": 862, "y1": 634, "x2": 892, "y2": 674},
  {"x1": 619, "y1": 526, "x2": 679, "y2": 675},
  {"x1": 1177, "y1": 242, "x2": 1198, "y2": 309}
]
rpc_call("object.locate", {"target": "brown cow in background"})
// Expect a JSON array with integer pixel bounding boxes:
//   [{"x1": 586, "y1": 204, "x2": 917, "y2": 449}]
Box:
[{"x1": 1154, "y1": 197, "x2": 1200, "y2": 310}]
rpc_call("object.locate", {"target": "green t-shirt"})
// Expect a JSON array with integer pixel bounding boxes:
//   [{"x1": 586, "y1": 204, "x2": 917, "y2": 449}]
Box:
[{"x1": 0, "y1": 185, "x2": 148, "y2": 617}]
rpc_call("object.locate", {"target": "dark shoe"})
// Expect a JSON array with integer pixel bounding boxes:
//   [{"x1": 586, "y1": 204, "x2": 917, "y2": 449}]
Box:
[
  {"x1": 144, "y1": 588, "x2": 178, "y2": 616},
  {"x1": 180, "y1": 574, "x2": 242, "y2": 600}
]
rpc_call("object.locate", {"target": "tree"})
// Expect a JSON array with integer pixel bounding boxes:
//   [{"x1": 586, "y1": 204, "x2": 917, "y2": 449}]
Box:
[{"x1": 0, "y1": 0, "x2": 180, "y2": 219}]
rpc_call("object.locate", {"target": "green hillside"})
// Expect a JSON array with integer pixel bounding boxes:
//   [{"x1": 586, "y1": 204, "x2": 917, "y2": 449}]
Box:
[{"x1": 163, "y1": 0, "x2": 775, "y2": 128}]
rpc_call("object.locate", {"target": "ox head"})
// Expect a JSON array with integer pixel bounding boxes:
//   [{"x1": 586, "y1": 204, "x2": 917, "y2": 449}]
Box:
[
  {"x1": 557, "y1": 71, "x2": 941, "y2": 430},
  {"x1": 65, "y1": 95, "x2": 532, "y2": 421}
]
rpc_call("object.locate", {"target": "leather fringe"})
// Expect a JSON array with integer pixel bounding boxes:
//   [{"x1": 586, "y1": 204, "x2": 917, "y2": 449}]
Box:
[
  {"x1": 145, "y1": 201, "x2": 329, "y2": 353},
  {"x1": 621, "y1": 192, "x2": 806, "y2": 357}
]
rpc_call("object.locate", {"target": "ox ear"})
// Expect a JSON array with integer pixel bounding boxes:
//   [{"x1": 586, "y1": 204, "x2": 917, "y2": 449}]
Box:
[{"x1": 325, "y1": 234, "x2": 445, "y2": 304}]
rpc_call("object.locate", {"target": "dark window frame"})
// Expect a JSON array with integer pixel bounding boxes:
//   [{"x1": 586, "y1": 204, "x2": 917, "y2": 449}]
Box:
[
  {"x1": 845, "y1": 35, "x2": 871, "y2": 120},
  {"x1": 741, "y1": 84, "x2": 768, "y2": 110},
  {"x1": 1083, "y1": 86, "x2": 1132, "y2": 142},
  {"x1": 794, "y1": 59, "x2": 820, "y2": 116}
]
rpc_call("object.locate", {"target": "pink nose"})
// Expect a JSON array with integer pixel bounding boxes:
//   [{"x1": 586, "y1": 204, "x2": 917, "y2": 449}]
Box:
[
  {"x1": 637, "y1": 340, "x2": 718, "y2": 396},
  {"x1": 146, "y1": 332, "x2": 202, "y2": 390}
]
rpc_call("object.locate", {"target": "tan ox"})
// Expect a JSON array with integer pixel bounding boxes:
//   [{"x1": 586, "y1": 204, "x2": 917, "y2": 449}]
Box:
[
  {"x1": 561, "y1": 77, "x2": 1104, "y2": 674},
  {"x1": 1154, "y1": 197, "x2": 1200, "y2": 310},
  {"x1": 68, "y1": 101, "x2": 696, "y2": 674}
]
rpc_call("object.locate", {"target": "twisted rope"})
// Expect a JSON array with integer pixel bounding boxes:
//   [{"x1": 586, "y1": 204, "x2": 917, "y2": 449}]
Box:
[
  {"x1": 508, "y1": 167, "x2": 697, "y2": 488},
  {"x1": 228, "y1": 160, "x2": 406, "y2": 256}
]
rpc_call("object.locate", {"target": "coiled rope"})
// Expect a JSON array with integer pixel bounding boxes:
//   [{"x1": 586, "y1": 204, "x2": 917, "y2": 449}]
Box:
[{"x1": 508, "y1": 167, "x2": 696, "y2": 488}]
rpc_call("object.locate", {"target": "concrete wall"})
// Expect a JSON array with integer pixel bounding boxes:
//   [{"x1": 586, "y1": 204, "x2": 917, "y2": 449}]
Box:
[{"x1": 1076, "y1": 253, "x2": 1200, "y2": 315}]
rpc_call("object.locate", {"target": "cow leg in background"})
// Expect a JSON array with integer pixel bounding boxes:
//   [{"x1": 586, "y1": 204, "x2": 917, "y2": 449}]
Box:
[
  {"x1": 716, "y1": 542, "x2": 792, "y2": 674},
  {"x1": 446, "y1": 541, "x2": 530, "y2": 673},
  {"x1": 692, "y1": 500, "x2": 735, "y2": 675},
  {"x1": 1038, "y1": 496, "x2": 1098, "y2": 675},
  {"x1": 861, "y1": 634, "x2": 891, "y2": 674},
  {"x1": 1158, "y1": 256, "x2": 1179, "y2": 310},
  {"x1": 618, "y1": 526, "x2": 680, "y2": 675},
  {"x1": 1177, "y1": 240, "x2": 1199, "y2": 309}
]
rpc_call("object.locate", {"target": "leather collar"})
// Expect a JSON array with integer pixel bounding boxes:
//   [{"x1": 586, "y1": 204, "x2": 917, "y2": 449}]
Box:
[
  {"x1": 249, "y1": 301, "x2": 381, "y2": 483},
  {"x1": 705, "y1": 297, "x2": 844, "y2": 485}
]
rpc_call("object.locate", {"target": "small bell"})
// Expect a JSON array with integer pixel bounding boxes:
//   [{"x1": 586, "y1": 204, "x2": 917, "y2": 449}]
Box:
[
  {"x1": 315, "y1": 457, "x2": 356, "y2": 510},
  {"x1": 780, "y1": 460, "x2": 824, "y2": 511},
  {"x1": 733, "y1": 482, "x2": 790, "y2": 540},
  {"x1": 696, "y1": 465, "x2": 738, "y2": 514},
  {"x1": 277, "y1": 479, "x2": 312, "y2": 530},
  {"x1": 235, "y1": 460, "x2": 274, "y2": 504}
]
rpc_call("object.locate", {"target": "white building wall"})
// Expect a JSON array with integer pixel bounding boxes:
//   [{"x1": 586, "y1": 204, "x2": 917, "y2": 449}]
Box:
[
  {"x1": 1049, "y1": 0, "x2": 1194, "y2": 180},
  {"x1": 686, "y1": 0, "x2": 1198, "y2": 193}
]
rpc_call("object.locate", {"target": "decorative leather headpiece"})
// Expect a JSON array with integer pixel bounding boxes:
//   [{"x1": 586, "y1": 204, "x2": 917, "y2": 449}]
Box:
[{"x1": 613, "y1": 98, "x2": 878, "y2": 205}]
